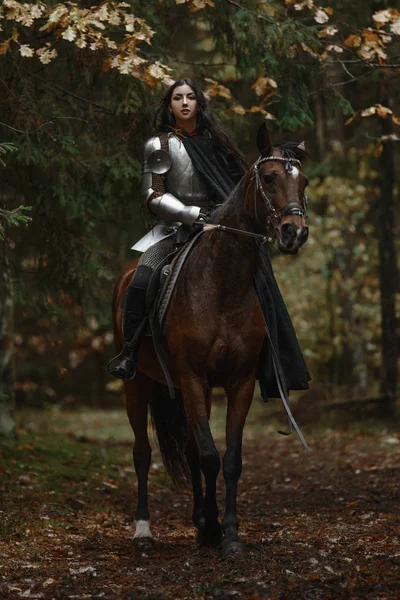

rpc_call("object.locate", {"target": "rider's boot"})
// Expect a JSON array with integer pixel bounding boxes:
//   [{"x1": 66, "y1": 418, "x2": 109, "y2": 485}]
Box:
[{"x1": 108, "y1": 265, "x2": 153, "y2": 380}]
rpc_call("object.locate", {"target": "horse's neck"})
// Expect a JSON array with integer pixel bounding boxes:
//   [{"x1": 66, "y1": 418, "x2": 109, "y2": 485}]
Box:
[
  {"x1": 212, "y1": 188, "x2": 261, "y2": 280},
  {"x1": 200, "y1": 208, "x2": 260, "y2": 294},
  {"x1": 185, "y1": 182, "x2": 261, "y2": 304}
]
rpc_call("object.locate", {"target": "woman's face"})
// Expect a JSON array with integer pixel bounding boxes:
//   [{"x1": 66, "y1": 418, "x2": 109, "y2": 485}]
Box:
[{"x1": 169, "y1": 84, "x2": 198, "y2": 127}]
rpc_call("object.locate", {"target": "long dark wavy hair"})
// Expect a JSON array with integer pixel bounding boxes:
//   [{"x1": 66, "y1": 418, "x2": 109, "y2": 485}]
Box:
[{"x1": 153, "y1": 78, "x2": 247, "y2": 171}]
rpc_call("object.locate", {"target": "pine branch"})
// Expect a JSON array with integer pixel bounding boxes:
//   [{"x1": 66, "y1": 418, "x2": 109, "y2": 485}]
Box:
[
  {"x1": 224, "y1": 0, "x2": 275, "y2": 24},
  {"x1": 0, "y1": 206, "x2": 32, "y2": 241}
]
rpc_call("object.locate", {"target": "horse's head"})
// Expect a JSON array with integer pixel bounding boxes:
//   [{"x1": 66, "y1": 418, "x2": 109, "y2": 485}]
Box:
[{"x1": 250, "y1": 123, "x2": 309, "y2": 254}]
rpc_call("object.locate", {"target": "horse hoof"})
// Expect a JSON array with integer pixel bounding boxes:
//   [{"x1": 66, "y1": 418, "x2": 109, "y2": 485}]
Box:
[
  {"x1": 133, "y1": 536, "x2": 154, "y2": 551},
  {"x1": 222, "y1": 539, "x2": 243, "y2": 557},
  {"x1": 196, "y1": 526, "x2": 222, "y2": 548}
]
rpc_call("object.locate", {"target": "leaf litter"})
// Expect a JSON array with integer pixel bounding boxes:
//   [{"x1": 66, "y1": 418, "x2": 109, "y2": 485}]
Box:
[{"x1": 1, "y1": 422, "x2": 399, "y2": 599}]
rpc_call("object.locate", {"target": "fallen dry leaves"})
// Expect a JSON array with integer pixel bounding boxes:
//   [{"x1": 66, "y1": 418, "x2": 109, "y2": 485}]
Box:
[{"x1": 1, "y1": 425, "x2": 399, "y2": 599}]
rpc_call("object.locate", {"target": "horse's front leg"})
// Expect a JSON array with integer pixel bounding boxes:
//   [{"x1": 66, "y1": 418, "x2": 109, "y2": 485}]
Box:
[
  {"x1": 124, "y1": 372, "x2": 153, "y2": 548},
  {"x1": 222, "y1": 376, "x2": 256, "y2": 556},
  {"x1": 181, "y1": 375, "x2": 222, "y2": 547}
]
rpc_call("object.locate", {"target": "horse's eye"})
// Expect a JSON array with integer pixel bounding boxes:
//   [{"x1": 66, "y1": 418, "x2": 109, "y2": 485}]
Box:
[{"x1": 263, "y1": 174, "x2": 275, "y2": 185}]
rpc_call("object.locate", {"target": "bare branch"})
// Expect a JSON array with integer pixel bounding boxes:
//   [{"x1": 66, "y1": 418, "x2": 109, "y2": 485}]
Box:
[{"x1": 0, "y1": 120, "x2": 54, "y2": 134}]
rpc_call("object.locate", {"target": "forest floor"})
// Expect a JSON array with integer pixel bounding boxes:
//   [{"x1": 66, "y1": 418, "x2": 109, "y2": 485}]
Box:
[{"x1": 1, "y1": 403, "x2": 399, "y2": 600}]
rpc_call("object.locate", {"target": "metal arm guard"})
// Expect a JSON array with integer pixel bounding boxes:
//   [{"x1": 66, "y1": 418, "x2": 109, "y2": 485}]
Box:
[{"x1": 149, "y1": 193, "x2": 200, "y2": 226}]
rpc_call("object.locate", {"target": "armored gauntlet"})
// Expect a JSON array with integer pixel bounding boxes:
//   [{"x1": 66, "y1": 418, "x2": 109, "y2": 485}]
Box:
[{"x1": 148, "y1": 194, "x2": 200, "y2": 226}]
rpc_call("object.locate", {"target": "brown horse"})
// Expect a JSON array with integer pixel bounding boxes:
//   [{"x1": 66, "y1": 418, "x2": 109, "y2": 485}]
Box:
[{"x1": 112, "y1": 124, "x2": 309, "y2": 555}]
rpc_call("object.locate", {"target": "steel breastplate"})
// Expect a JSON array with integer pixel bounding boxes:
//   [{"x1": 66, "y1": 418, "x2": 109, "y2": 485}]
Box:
[{"x1": 165, "y1": 136, "x2": 211, "y2": 208}]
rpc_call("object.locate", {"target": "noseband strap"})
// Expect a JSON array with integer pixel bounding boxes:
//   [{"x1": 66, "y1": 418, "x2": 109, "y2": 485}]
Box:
[
  {"x1": 281, "y1": 202, "x2": 306, "y2": 218},
  {"x1": 253, "y1": 156, "x2": 307, "y2": 228}
]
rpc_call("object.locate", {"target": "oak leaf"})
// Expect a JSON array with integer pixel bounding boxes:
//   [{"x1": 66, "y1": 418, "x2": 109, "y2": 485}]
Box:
[
  {"x1": 327, "y1": 44, "x2": 343, "y2": 53},
  {"x1": 344, "y1": 34, "x2": 362, "y2": 48},
  {"x1": 19, "y1": 44, "x2": 34, "y2": 57},
  {"x1": 318, "y1": 26, "x2": 338, "y2": 37},
  {"x1": 314, "y1": 9, "x2": 329, "y2": 24},
  {"x1": 390, "y1": 18, "x2": 400, "y2": 35},
  {"x1": 372, "y1": 10, "x2": 392, "y2": 27}
]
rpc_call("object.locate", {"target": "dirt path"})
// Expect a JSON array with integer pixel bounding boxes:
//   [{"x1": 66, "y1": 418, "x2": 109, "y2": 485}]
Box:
[{"x1": 1, "y1": 416, "x2": 399, "y2": 599}]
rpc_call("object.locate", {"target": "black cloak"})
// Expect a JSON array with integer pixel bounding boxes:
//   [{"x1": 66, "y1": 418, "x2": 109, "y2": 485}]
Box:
[{"x1": 181, "y1": 133, "x2": 311, "y2": 399}]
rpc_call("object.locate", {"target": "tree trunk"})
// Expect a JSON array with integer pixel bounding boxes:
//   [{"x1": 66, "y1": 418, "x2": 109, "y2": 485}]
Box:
[
  {"x1": 375, "y1": 111, "x2": 398, "y2": 416},
  {"x1": 0, "y1": 241, "x2": 16, "y2": 437}
]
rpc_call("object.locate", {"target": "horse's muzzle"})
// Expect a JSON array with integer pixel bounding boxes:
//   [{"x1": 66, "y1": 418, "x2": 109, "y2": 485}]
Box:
[{"x1": 278, "y1": 222, "x2": 309, "y2": 254}]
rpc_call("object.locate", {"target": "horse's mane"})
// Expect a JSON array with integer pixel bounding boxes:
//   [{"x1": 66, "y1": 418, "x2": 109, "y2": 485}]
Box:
[
  {"x1": 275, "y1": 141, "x2": 309, "y2": 162},
  {"x1": 209, "y1": 176, "x2": 248, "y2": 223}
]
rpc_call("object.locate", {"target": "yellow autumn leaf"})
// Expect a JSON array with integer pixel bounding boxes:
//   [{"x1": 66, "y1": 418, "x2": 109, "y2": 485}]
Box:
[
  {"x1": 345, "y1": 111, "x2": 358, "y2": 126},
  {"x1": 205, "y1": 79, "x2": 232, "y2": 99},
  {"x1": 232, "y1": 105, "x2": 246, "y2": 115},
  {"x1": 362, "y1": 29, "x2": 380, "y2": 43},
  {"x1": 0, "y1": 40, "x2": 11, "y2": 55},
  {"x1": 344, "y1": 34, "x2": 362, "y2": 48},
  {"x1": 390, "y1": 17, "x2": 400, "y2": 35},
  {"x1": 249, "y1": 106, "x2": 275, "y2": 119},
  {"x1": 373, "y1": 141, "x2": 383, "y2": 157},
  {"x1": 327, "y1": 44, "x2": 343, "y2": 53},
  {"x1": 375, "y1": 104, "x2": 393, "y2": 118},
  {"x1": 360, "y1": 106, "x2": 377, "y2": 117},
  {"x1": 314, "y1": 9, "x2": 329, "y2": 24},
  {"x1": 300, "y1": 42, "x2": 319, "y2": 58},
  {"x1": 252, "y1": 75, "x2": 277, "y2": 97},
  {"x1": 188, "y1": 0, "x2": 215, "y2": 11},
  {"x1": 318, "y1": 26, "x2": 338, "y2": 38},
  {"x1": 372, "y1": 9, "x2": 392, "y2": 27},
  {"x1": 19, "y1": 44, "x2": 34, "y2": 57}
]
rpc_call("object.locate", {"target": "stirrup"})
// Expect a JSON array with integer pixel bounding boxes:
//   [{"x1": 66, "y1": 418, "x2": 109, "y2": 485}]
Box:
[{"x1": 107, "y1": 348, "x2": 136, "y2": 380}]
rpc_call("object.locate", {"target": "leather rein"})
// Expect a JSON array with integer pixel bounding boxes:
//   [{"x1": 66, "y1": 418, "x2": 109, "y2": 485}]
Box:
[
  {"x1": 200, "y1": 154, "x2": 311, "y2": 454},
  {"x1": 202, "y1": 155, "x2": 308, "y2": 245}
]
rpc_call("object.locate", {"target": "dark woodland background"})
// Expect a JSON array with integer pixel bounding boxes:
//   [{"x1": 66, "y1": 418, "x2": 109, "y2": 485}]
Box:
[{"x1": 1, "y1": 0, "x2": 400, "y2": 433}]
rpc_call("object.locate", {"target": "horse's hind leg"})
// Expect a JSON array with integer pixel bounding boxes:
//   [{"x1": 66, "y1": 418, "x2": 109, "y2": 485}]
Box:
[
  {"x1": 181, "y1": 377, "x2": 222, "y2": 547},
  {"x1": 221, "y1": 377, "x2": 256, "y2": 556},
  {"x1": 185, "y1": 432, "x2": 204, "y2": 531},
  {"x1": 124, "y1": 372, "x2": 153, "y2": 547}
]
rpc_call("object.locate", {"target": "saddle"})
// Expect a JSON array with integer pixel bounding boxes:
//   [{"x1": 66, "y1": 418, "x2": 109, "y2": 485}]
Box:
[{"x1": 137, "y1": 231, "x2": 204, "y2": 398}]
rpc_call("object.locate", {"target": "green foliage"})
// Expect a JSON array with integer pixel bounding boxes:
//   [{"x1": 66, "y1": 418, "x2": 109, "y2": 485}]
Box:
[
  {"x1": 0, "y1": 205, "x2": 32, "y2": 241},
  {"x1": 274, "y1": 146, "x2": 386, "y2": 390},
  {"x1": 0, "y1": 141, "x2": 32, "y2": 241},
  {"x1": 0, "y1": 142, "x2": 16, "y2": 166}
]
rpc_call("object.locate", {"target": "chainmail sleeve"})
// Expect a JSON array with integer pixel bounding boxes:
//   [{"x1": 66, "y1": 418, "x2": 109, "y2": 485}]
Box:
[{"x1": 141, "y1": 133, "x2": 169, "y2": 218}]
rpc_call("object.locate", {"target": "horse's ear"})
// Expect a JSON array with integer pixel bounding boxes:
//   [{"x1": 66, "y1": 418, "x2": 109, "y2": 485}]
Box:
[
  {"x1": 297, "y1": 141, "x2": 306, "y2": 152},
  {"x1": 257, "y1": 122, "x2": 272, "y2": 157}
]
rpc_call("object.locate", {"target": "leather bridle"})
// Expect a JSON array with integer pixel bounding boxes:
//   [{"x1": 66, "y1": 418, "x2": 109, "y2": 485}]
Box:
[
  {"x1": 200, "y1": 155, "x2": 309, "y2": 247},
  {"x1": 253, "y1": 156, "x2": 308, "y2": 229}
]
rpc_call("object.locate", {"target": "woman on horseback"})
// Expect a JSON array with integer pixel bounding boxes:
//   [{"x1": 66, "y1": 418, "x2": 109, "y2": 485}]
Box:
[{"x1": 109, "y1": 78, "x2": 246, "y2": 379}]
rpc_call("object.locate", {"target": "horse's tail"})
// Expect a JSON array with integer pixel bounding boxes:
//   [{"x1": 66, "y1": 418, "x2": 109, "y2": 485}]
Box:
[{"x1": 150, "y1": 381, "x2": 191, "y2": 489}]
